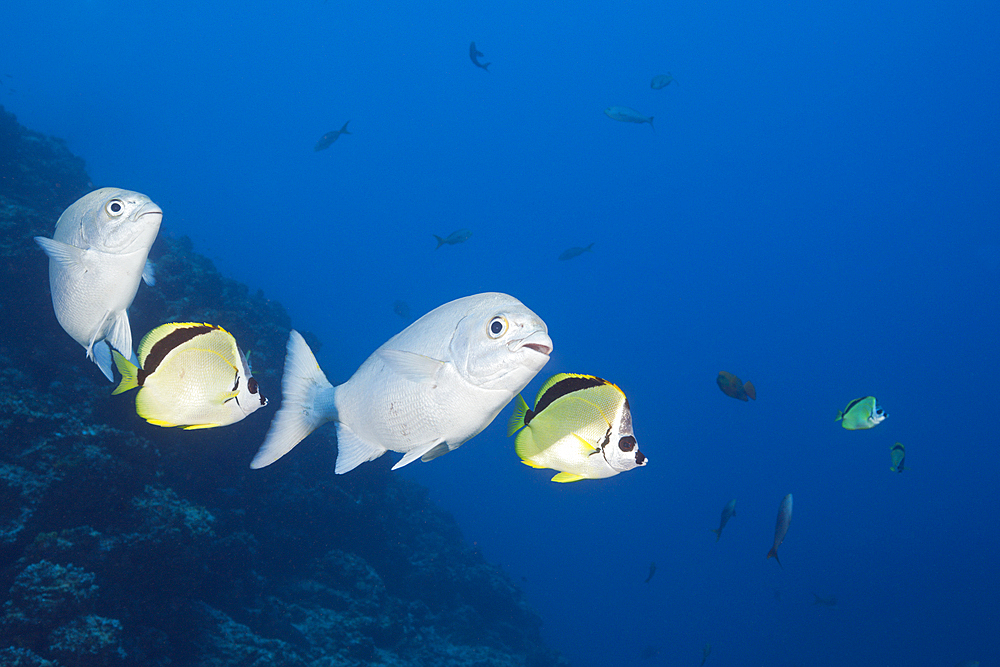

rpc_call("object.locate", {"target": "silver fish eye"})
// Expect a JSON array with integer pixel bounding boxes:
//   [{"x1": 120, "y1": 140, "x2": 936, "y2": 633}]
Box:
[
  {"x1": 487, "y1": 316, "x2": 508, "y2": 338},
  {"x1": 105, "y1": 199, "x2": 125, "y2": 217}
]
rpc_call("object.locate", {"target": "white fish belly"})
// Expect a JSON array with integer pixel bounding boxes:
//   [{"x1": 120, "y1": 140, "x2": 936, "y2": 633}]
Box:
[
  {"x1": 48, "y1": 249, "x2": 146, "y2": 349},
  {"x1": 335, "y1": 358, "x2": 510, "y2": 455}
]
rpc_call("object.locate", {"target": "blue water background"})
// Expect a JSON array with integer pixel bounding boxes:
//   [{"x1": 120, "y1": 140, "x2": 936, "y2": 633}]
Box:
[{"x1": 3, "y1": 0, "x2": 998, "y2": 665}]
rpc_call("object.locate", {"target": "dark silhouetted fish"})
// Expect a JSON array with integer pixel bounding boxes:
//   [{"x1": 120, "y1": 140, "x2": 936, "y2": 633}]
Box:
[
  {"x1": 651, "y1": 73, "x2": 677, "y2": 89},
  {"x1": 701, "y1": 642, "x2": 712, "y2": 666},
  {"x1": 890, "y1": 442, "x2": 908, "y2": 472},
  {"x1": 644, "y1": 562, "x2": 657, "y2": 583},
  {"x1": 767, "y1": 493, "x2": 792, "y2": 568},
  {"x1": 717, "y1": 371, "x2": 755, "y2": 401},
  {"x1": 812, "y1": 593, "x2": 837, "y2": 607},
  {"x1": 469, "y1": 42, "x2": 490, "y2": 71},
  {"x1": 558, "y1": 243, "x2": 594, "y2": 260},
  {"x1": 393, "y1": 300, "x2": 410, "y2": 319},
  {"x1": 433, "y1": 229, "x2": 472, "y2": 248},
  {"x1": 711, "y1": 499, "x2": 736, "y2": 541},
  {"x1": 314, "y1": 121, "x2": 351, "y2": 151}
]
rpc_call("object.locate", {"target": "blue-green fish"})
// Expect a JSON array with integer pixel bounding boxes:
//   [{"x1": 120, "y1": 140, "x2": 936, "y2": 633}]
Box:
[
  {"x1": 836, "y1": 396, "x2": 887, "y2": 429},
  {"x1": 508, "y1": 373, "x2": 647, "y2": 482},
  {"x1": 767, "y1": 493, "x2": 792, "y2": 568},
  {"x1": 558, "y1": 243, "x2": 594, "y2": 261},
  {"x1": 314, "y1": 121, "x2": 351, "y2": 151},
  {"x1": 890, "y1": 442, "x2": 907, "y2": 472},
  {"x1": 717, "y1": 371, "x2": 755, "y2": 401},
  {"x1": 701, "y1": 642, "x2": 711, "y2": 666},
  {"x1": 711, "y1": 499, "x2": 736, "y2": 541},
  {"x1": 434, "y1": 229, "x2": 472, "y2": 248},
  {"x1": 650, "y1": 73, "x2": 677, "y2": 89},
  {"x1": 604, "y1": 106, "x2": 654, "y2": 130}
]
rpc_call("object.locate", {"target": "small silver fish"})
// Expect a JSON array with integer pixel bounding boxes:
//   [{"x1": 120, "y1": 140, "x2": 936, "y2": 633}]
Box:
[
  {"x1": 604, "y1": 106, "x2": 654, "y2": 130},
  {"x1": 711, "y1": 499, "x2": 736, "y2": 541},
  {"x1": 767, "y1": 493, "x2": 793, "y2": 568}
]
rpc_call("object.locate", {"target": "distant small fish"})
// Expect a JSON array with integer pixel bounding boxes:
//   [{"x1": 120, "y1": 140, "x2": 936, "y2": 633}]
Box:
[
  {"x1": 767, "y1": 493, "x2": 793, "y2": 568},
  {"x1": 469, "y1": 41, "x2": 490, "y2": 71},
  {"x1": 711, "y1": 499, "x2": 737, "y2": 541},
  {"x1": 508, "y1": 373, "x2": 647, "y2": 482},
  {"x1": 890, "y1": 442, "x2": 908, "y2": 472},
  {"x1": 650, "y1": 73, "x2": 677, "y2": 89},
  {"x1": 836, "y1": 396, "x2": 886, "y2": 429},
  {"x1": 558, "y1": 243, "x2": 594, "y2": 261},
  {"x1": 701, "y1": 642, "x2": 712, "y2": 666},
  {"x1": 434, "y1": 229, "x2": 472, "y2": 248},
  {"x1": 644, "y1": 562, "x2": 657, "y2": 583},
  {"x1": 604, "y1": 106, "x2": 654, "y2": 130},
  {"x1": 812, "y1": 593, "x2": 837, "y2": 607},
  {"x1": 717, "y1": 371, "x2": 756, "y2": 401},
  {"x1": 112, "y1": 322, "x2": 267, "y2": 429},
  {"x1": 639, "y1": 646, "x2": 660, "y2": 660},
  {"x1": 314, "y1": 121, "x2": 351, "y2": 151},
  {"x1": 393, "y1": 300, "x2": 411, "y2": 319}
]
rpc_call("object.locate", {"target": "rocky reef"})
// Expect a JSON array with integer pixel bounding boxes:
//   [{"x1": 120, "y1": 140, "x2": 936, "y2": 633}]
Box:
[{"x1": 0, "y1": 105, "x2": 566, "y2": 667}]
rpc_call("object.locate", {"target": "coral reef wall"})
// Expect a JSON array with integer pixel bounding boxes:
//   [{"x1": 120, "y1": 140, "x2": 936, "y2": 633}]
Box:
[{"x1": 0, "y1": 106, "x2": 566, "y2": 667}]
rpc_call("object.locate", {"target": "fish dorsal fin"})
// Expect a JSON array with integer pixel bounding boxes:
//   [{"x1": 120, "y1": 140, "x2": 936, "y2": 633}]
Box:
[
  {"x1": 335, "y1": 423, "x2": 387, "y2": 474},
  {"x1": 377, "y1": 349, "x2": 447, "y2": 385},
  {"x1": 551, "y1": 472, "x2": 585, "y2": 483},
  {"x1": 391, "y1": 438, "x2": 446, "y2": 470},
  {"x1": 532, "y1": 373, "x2": 609, "y2": 416}
]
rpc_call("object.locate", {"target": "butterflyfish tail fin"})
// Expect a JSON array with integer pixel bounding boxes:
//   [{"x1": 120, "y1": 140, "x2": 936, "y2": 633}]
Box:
[
  {"x1": 835, "y1": 410, "x2": 844, "y2": 421},
  {"x1": 744, "y1": 381, "x2": 756, "y2": 400},
  {"x1": 111, "y1": 350, "x2": 139, "y2": 394},
  {"x1": 507, "y1": 394, "x2": 529, "y2": 437},
  {"x1": 251, "y1": 330, "x2": 336, "y2": 469}
]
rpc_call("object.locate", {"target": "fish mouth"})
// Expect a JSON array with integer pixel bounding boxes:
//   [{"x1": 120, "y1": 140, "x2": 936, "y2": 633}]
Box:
[
  {"x1": 138, "y1": 201, "x2": 164, "y2": 218},
  {"x1": 511, "y1": 330, "x2": 553, "y2": 357}
]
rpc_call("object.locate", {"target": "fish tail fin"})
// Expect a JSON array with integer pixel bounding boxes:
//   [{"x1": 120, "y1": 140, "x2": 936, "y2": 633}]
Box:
[
  {"x1": 484, "y1": 62, "x2": 491, "y2": 71},
  {"x1": 507, "y1": 394, "x2": 529, "y2": 436},
  {"x1": 434, "y1": 235, "x2": 445, "y2": 248},
  {"x1": 710, "y1": 528, "x2": 721, "y2": 542},
  {"x1": 649, "y1": 116, "x2": 655, "y2": 131},
  {"x1": 110, "y1": 350, "x2": 139, "y2": 395},
  {"x1": 340, "y1": 120, "x2": 351, "y2": 134},
  {"x1": 744, "y1": 381, "x2": 756, "y2": 400},
  {"x1": 585, "y1": 242, "x2": 594, "y2": 252},
  {"x1": 251, "y1": 330, "x2": 336, "y2": 469},
  {"x1": 767, "y1": 548, "x2": 783, "y2": 569},
  {"x1": 835, "y1": 410, "x2": 844, "y2": 421}
]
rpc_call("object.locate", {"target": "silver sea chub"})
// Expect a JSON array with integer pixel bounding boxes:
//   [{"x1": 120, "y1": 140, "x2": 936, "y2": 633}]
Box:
[{"x1": 252, "y1": 293, "x2": 552, "y2": 474}]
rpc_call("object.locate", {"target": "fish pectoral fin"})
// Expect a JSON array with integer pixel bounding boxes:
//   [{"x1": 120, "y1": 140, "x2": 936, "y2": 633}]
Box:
[
  {"x1": 377, "y1": 349, "x2": 447, "y2": 385},
  {"x1": 551, "y1": 472, "x2": 586, "y2": 483},
  {"x1": 34, "y1": 237, "x2": 89, "y2": 272},
  {"x1": 142, "y1": 259, "x2": 156, "y2": 286},
  {"x1": 392, "y1": 439, "x2": 447, "y2": 470},
  {"x1": 571, "y1": 433, "x2": 599, "y2": 453}
]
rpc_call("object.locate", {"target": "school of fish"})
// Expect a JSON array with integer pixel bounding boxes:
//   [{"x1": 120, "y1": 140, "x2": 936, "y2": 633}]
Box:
[{"x1": 28, "y1": 44, "x2": 925, "y2": 664}]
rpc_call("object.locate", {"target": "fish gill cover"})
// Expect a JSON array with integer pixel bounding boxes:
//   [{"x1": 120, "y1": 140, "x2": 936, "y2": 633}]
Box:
[{"x1": 0, "y1": 106, "x2": 566, "y2": 667}]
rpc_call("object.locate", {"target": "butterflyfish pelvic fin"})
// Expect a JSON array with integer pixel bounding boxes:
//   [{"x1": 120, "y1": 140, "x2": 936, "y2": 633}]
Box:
[{"x1": 551, "y1": 472, "x2": 585, "y2": 483}]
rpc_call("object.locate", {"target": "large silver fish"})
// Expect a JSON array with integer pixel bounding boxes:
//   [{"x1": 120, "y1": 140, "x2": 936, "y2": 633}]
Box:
[
  {"x1": 767, "y1": 493, "x2": 793, "y2": 568},
  {"x1": 34, "y1": 188, "x2": 163, "y2": 381},
  {"x1": 252, "y1": 293, "x2": 552, "y2": 473}
]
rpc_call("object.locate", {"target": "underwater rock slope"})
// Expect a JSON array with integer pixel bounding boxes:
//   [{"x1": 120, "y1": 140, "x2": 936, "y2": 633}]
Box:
[{"x1": 0, "y1": 105, "x2": 566, "y2": 667}]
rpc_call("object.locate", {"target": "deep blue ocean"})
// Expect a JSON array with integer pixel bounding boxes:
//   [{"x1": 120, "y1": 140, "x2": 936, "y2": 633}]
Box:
[{"x1": 3, "y1": 0, "x2": 998, "y2": 665}]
